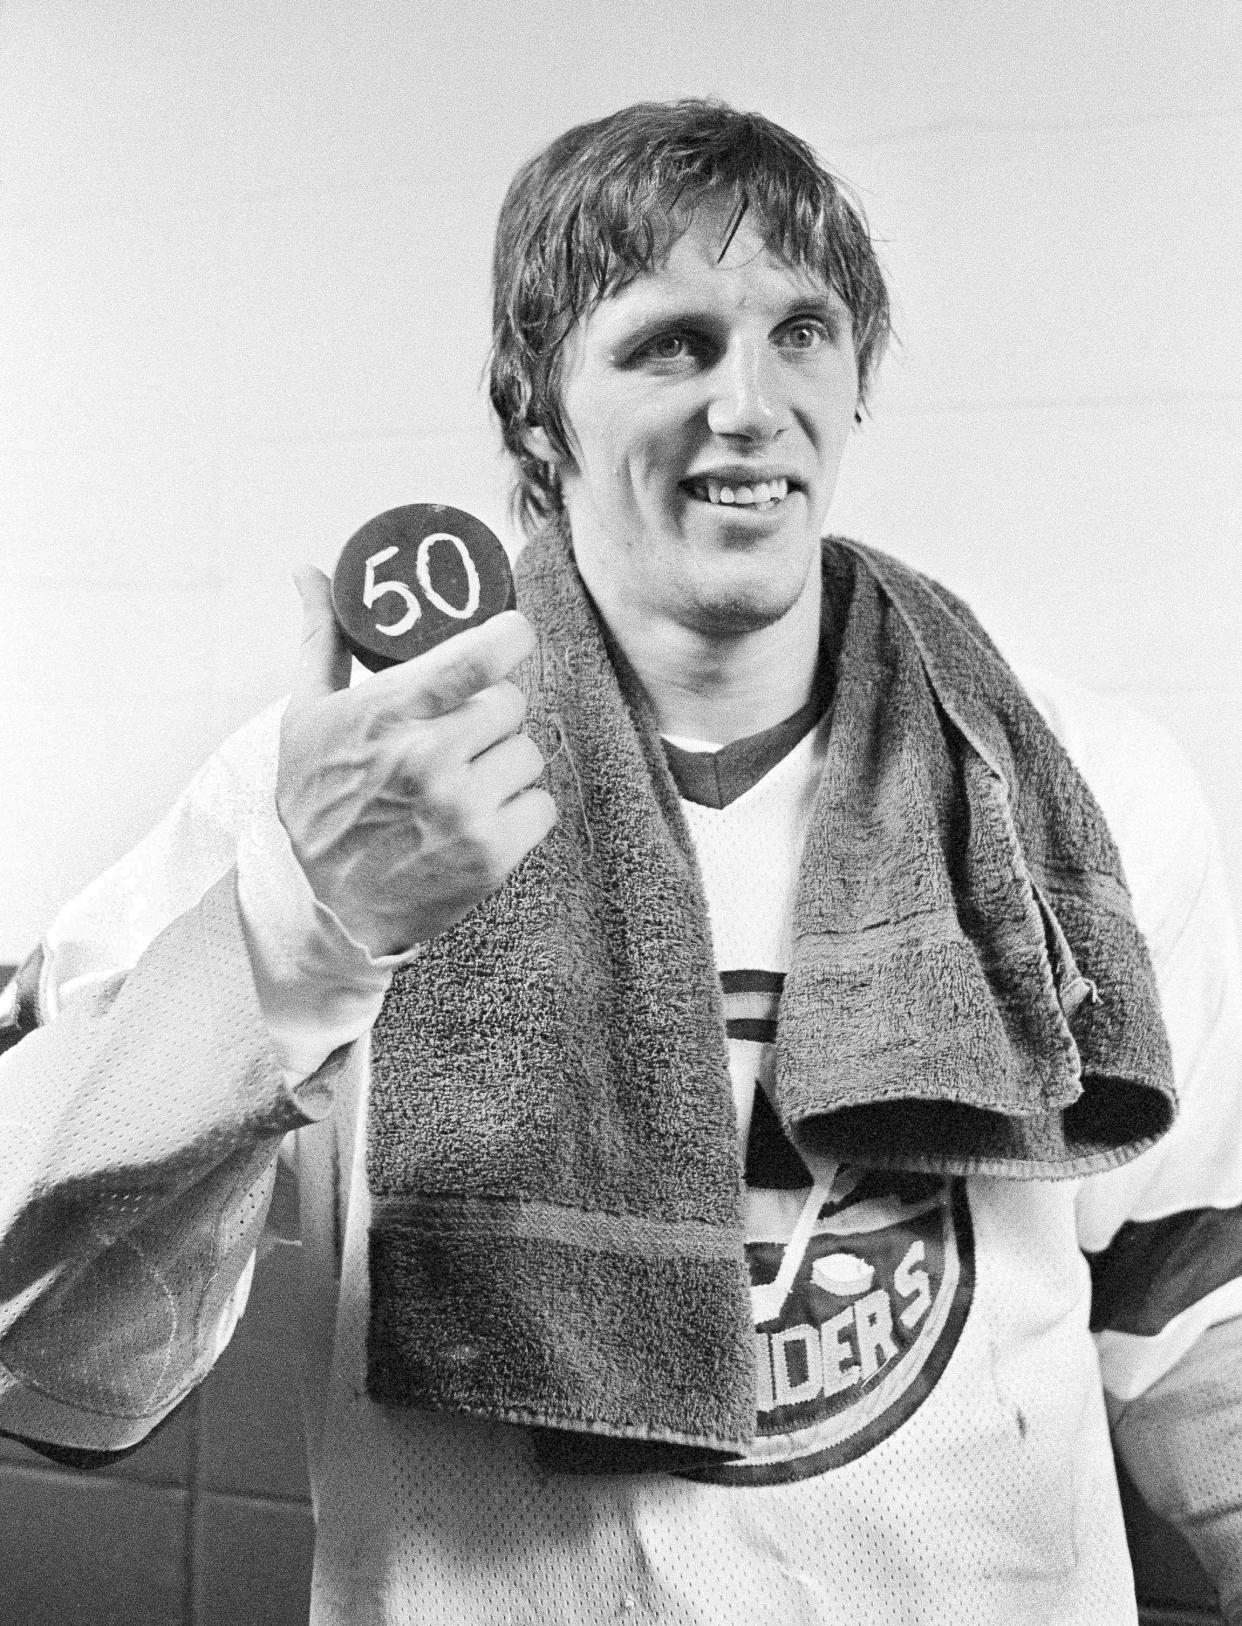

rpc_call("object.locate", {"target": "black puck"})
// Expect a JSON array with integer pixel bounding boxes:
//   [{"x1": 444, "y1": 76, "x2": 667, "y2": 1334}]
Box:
[{"x1": 331, "y1": 504, "x2": 516, "y2": 671}]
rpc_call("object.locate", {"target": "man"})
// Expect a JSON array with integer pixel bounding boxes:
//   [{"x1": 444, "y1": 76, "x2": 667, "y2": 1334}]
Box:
[{"x1": 2, "y1": 100, "x2": 1241, "y2": 1624}]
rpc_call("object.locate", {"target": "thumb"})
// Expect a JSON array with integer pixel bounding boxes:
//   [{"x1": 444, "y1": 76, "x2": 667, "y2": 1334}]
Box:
[{"x1": 292, "y1": 565, "x2": 352, "y2": 699}]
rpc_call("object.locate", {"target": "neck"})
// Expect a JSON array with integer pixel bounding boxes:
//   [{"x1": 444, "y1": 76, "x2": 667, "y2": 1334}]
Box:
[{"x1": 603, "y1": 571, "x2": 824, "y2": 747}]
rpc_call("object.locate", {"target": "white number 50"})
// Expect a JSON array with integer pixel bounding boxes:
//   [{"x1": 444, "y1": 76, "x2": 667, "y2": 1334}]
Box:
[{"x1": 363, "y1": 534, "x2": 481, "y2": 638}]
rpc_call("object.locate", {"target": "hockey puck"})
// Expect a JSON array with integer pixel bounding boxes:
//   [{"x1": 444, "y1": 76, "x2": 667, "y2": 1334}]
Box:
[{"x1": 331, "y1": 504, "x2": 516, "y2": 671}]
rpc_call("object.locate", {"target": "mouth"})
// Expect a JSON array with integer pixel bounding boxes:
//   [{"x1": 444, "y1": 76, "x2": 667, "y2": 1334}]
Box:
[{"x1": 681, "y1": 474, "x2": 799, "y2": 512}]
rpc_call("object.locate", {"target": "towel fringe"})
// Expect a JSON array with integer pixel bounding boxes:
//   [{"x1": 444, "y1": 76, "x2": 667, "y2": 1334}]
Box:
[{"x1": 548, "y1": 710, "x2": 595, "y2": 862}]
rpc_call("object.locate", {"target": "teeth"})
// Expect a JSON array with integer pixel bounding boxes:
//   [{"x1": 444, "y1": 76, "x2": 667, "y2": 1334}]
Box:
[{"x1": 690, "y1": 477, "x2": 790, "y2": 506}]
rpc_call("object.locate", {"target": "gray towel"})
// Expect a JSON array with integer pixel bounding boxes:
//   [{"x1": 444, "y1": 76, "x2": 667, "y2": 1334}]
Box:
[{"x1": 363, "y1": 523, "x2": 1174, "y2": 1465}]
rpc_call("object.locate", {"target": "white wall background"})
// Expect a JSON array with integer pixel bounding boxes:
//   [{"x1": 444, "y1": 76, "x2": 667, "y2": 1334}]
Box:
[{"x1": 2, "y1": 0, "x2": 1239, "y2": 958}]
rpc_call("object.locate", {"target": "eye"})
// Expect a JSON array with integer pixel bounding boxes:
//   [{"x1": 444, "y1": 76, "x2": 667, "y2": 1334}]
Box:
[
  {"x1": 779, "y1": 318, "x2": 832, "y2": 352},
  {"x1": 646, "y1": 333, "x2": 690, "y2": 360},
  {"x1": 628, "y1": 328, "x2": 706, "y2": 367}
]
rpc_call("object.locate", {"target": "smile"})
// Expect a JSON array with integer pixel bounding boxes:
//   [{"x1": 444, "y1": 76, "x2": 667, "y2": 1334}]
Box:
[{"x1": 685, "y1": 476, "x2": 792, "y2": 510}]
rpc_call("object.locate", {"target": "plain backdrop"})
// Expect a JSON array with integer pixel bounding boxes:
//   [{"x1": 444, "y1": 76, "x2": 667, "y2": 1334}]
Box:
[{"x1": 2, "y1": 0, "x2": 1240, "y2": 960}]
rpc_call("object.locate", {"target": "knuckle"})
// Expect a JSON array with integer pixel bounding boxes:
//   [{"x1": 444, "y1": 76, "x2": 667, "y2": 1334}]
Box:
[
  {"x1": 358, "y1": 706, "x2": 390, "y2": 746},
  {"x1": 409, "y1": 758, "x2": 462, "y2": 816},
  {"x1": 431, "y1": 648, "x2": 490, "y2": 707},
  {"x1": 382, "y1": 741, "x2": 440, "y2": 808},
  {"x1": 358, "y1": 693, "x2": 408, "y2": 744}
]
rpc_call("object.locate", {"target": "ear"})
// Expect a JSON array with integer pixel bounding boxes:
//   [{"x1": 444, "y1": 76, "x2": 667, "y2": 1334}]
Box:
[{"x1": 522, "y1": 424, "x2": 563, "y2": 468}]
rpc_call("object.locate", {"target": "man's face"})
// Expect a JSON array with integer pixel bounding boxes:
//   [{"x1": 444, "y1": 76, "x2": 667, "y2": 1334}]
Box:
[{"x1": 535, "y1": 197, "x2": 860, "y2": 645}]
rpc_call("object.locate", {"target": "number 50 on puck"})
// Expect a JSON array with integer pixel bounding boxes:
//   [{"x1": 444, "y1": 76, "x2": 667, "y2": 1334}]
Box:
[{"x1": 331, "y1": 503, "x2": 516, "y2": 671}]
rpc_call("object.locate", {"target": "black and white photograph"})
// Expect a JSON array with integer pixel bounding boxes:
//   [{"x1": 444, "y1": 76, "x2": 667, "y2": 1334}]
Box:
[{"x1": 2, "y1": 4, "x2": 1240, "y2": 1623}]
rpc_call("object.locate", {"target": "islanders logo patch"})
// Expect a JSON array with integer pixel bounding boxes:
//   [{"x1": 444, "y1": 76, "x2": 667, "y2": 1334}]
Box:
[{"x1": 688, "y1": 972, "x2": 976, "y2": 1487}]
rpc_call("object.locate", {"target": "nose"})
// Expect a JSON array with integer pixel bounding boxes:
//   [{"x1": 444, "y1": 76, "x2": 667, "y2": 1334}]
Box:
[{"x1": 705, "y1": 336, "x2": 782, "y2": 441}]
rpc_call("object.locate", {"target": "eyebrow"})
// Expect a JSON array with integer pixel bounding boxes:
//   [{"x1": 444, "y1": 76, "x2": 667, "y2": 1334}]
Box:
[{"x1": 609, "y1": 285, "x2": 847, "y2": 339}]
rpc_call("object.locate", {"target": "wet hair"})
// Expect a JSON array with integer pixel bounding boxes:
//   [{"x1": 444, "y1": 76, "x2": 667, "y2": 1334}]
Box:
[{"x1": 488, "y1": 98, "x2": 892, "y2": 535}]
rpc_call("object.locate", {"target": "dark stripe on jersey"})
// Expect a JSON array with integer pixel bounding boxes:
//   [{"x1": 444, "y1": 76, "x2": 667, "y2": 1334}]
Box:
[
  {"x1": 661, "y1": 668, "x2": 832, "y2": 809},
  {"x1": 720, "y1": 969, "x2": 785, "y2": 995},
  {"x1": 0, "y1": 947, "x2": 44, "y2": 1058},
  {"x1": 727, "y1": 1017, "x2": 778, "y2": 1043},
  {"x1": 1086, "y1": 1203, "x2": 1242, "y2": 1336}
]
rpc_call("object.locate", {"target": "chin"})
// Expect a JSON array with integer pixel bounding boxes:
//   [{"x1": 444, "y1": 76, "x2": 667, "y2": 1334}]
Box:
[
  {"x1": 683, "y1": 547, "x2": 817, "y2": 636},
  {"x1": 686, "y1": 581, "x2": 807, "y2": 638}
]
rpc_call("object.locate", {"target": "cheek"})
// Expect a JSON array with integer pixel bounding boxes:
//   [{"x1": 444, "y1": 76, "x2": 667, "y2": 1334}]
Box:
[
  {"x1": 560, "y1": 376, "x2": 687, "y2": 505},
  {"x1": 598, "y1": 428, "x2": 671, "y2": 502},
  {"x1": 565, "y1": 404, "x2": 630, "y2": 487},
  {"x1": 819, "y1": 391, "x2": 860, "y2": 462}
]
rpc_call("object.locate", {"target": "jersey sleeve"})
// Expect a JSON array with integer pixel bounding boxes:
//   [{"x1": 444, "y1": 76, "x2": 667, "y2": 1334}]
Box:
[
  {"x1": 1032, "y1": 678, "x2": 1242, "y2": 1399},
  {"x1": 0, "y1": 702, "x2": 345, "y2": 1457},
  {"x1": 1026, "y1": 672, "x2": 1242, "y2": 1612}
]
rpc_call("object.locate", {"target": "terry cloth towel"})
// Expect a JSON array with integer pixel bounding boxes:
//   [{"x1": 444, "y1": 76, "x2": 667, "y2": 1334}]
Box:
[{"x1": 363, "y1": 522, "x2": 1175, "y2": 1464}]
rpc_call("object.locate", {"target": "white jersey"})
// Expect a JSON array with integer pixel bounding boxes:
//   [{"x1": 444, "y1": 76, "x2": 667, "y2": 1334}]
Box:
[{"x1": 298, "y1": 678, "x2": 1240, "y2": 1625}]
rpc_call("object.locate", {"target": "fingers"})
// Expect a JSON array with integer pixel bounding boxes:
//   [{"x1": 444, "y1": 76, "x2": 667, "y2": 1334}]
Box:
[
  {"x1": 293, "y1": 566, "x2": 352, "y2": 700},
  {"x1": 451, "y1": 680, "x2": 528, "y2": 762},
  {"x1": 470, "y1": 736, "x2": 558, "y2": 886},
  {"x1": 468, "y1": 729, "x2": 547, "y2": 806},
  {"x1": 372, "y1": 610, "x2": 537, "y2": 719},
  {"x1": 491, "y1": 784, "x2": 559, "y2": 873}
]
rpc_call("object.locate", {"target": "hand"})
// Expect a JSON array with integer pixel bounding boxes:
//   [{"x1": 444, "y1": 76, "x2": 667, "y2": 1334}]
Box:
[{"x1": 276, "y1": 566, "x2": 556, "y2": 958}]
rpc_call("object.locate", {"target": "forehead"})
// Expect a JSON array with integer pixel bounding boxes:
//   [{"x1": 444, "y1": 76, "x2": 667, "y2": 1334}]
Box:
[{"x1": 595, "y1": 198, "x2": 838, "y2": 326}]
